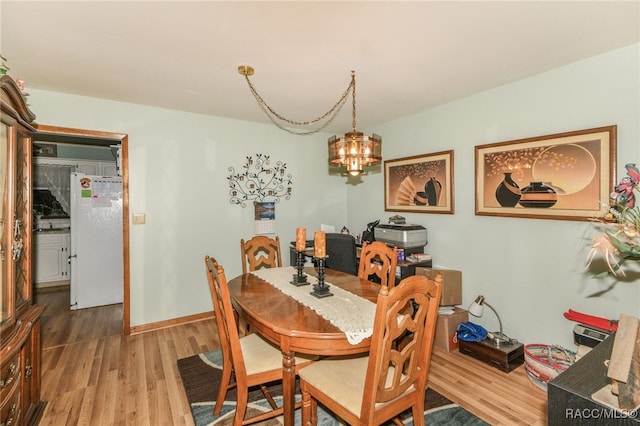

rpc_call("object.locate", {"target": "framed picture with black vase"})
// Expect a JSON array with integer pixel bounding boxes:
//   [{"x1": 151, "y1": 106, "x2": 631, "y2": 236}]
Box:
[
  {"x1": 475, "y1": 126, "x2": 616, "y2": 221},
  {"x1": 384, "y1": 150, "x2": 454, "y2": 214}
]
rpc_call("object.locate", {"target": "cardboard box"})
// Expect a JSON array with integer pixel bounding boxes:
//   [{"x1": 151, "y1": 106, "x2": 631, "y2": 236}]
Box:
[
  {"x1": 434, "y1": 307, "x2": 468, "y2": 352},
  {"x1": 415, "y1": 267, "x2": 462, "y2": 306}
]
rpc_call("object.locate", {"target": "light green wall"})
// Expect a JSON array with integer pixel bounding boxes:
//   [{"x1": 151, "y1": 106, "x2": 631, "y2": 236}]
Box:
[
  {"x1": 26, "y1": 90, "x2": 349, "y2": 327},
  {"x1": 27, "y1": 44, "x2": 640, "y2": 348},
  {"x1": 347, "y1": 44, "x2": 640, "y2": 349}
]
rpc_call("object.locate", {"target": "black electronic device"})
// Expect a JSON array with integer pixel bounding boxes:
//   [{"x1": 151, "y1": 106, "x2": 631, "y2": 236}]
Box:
[
  {"x1": 573, "y1": 323, "x2": 610, "y2": 348},
  {"x1": 362, "y1": 220, "x2": 379, "y2": 244},
  {"x1": 289, "y1": 240, "x2": 314, "y2": 248}
]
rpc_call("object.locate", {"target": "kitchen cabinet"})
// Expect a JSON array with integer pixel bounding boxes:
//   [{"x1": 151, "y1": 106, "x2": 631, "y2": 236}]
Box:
[
  {"x1": 76, "y1": 161, "x2": 99, "y2": 175},
  {"x1": 100, "y1": 162, "x2": 118, "y2": 176},
  {"x1": 35, "y1": 157, "x2": 117, "y2": 176},
  {"x1": 76, "y1": 160, "x2": 117, "y2": 176},
  {"x1": 1, "y1": 75, "x2": 46, "y2": 425},
  {"x1": 33, "y1": 232, "x2": 70, "y2": 286}
]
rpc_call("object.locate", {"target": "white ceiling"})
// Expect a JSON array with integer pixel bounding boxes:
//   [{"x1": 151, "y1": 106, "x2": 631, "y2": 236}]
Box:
[{"x1": 2, "y1": 1, "x2": 639, "y2": 134}]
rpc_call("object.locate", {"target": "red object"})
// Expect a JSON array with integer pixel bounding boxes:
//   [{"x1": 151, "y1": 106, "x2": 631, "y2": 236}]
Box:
[{"x1": 563, "y1": 309, "x2": 618, "y2": 332}]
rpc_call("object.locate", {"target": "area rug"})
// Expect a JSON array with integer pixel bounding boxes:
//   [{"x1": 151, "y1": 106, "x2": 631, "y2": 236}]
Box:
[{"x1": 177, "y1": 350, "x2": 488, "y2": 426}]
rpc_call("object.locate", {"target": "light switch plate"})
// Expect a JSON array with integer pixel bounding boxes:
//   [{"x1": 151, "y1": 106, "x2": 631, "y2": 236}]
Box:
[{"x1": 132, "y1": 213, "x2": 146, "y2": 225}]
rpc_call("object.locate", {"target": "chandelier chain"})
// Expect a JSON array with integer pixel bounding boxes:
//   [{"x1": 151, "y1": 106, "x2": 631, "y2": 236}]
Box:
[
  {"x1": 238, "y1": 66, "x2": 381, "y2": 176},
  {"x1": 255, "y1": 97, "x2": 348, "y2": 136},
  {"x1": 351, "y1": 70, "x2": 357, "y2": 132},
  {"x1": 243, "y1": 71, "x2": 355, "y2": 134}
]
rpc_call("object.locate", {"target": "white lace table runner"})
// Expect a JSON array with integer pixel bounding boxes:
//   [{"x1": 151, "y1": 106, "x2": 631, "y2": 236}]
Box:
[{"x1": 250, "y1": 267, "x2": 376, "y2": 344}]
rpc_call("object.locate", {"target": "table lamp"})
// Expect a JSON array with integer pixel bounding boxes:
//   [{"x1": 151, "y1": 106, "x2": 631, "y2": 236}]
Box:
[{"x1": 468, "y1": 295, "x2": 511, "y2": 346}]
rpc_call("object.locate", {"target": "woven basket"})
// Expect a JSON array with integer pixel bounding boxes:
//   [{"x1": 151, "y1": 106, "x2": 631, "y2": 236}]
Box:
[{"x1": 524, "y1": 344, "x2": 575, "y2": 391}]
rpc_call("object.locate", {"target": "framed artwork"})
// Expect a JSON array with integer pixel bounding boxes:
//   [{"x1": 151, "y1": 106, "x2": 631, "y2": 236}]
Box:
[
  {"x1": 475, "y1": 125, "x2": 616, "y2": 221},
  {"x1": 384, "y1": 150, "x2": 454, "y2": 214}
]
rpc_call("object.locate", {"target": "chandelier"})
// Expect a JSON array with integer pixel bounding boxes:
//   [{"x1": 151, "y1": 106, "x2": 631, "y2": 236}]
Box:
[{"x1": 238, "y1": 66, "x2": 382, "y2": 177}]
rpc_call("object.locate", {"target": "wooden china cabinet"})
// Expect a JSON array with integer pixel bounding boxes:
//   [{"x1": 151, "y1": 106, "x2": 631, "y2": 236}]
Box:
[{"x1": 0, "y1": 75, "x2": 46, "y2": 425}]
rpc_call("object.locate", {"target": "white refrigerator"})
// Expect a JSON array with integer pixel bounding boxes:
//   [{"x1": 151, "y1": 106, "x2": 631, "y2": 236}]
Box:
[{"x1": 70, "y1": 172, "x2": 123, "y2": 310}]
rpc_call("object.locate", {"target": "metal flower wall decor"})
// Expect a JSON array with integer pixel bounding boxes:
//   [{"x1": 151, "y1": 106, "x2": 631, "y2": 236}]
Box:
[{"x1": 227, "y1": 154, "x2": 293, "y2": 207}]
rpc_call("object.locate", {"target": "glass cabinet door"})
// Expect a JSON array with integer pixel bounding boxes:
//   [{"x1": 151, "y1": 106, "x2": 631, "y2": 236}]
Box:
[
  {"x1": 0, "y1": 121, "x2": 9, "y2": 323},
  {"x1": 0, "y1": 120, "x2": 32, "y2": 324},
  {"x1": 14, "y1": 130, "x2": 30, "y2": 312}
]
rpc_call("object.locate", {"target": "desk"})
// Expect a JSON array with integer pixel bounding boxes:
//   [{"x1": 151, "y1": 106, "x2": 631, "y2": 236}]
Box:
[
  {"x1": 227, "y1": 267, "x2": 380, "y2": 426},
  {"x1": 288, "y1": 244, "x2": 433, "y2": 279},
  {"x1": 548, "y1": 334, "x2": 639, "y2": 425}
]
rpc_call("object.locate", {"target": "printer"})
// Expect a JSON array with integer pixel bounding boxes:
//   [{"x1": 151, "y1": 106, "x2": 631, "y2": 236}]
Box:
[{"x1": 373, "y1": 223, "x2": 427, "y2": 249}]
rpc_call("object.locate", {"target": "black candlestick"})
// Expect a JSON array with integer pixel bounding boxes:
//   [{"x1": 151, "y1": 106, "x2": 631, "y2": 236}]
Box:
[
  {"x1": 290, "y1": 250, "x2": 309, "y2": 286},
  {"x1": 310, "y1": 256, "x2": 333, "y2": 298}
]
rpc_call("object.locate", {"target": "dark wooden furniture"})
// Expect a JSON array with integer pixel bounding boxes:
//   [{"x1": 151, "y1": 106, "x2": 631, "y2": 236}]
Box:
[
  {"x1": 1, "y1": 75, "x2": 46, "y2": 425},
  {"x1": 459, "y1": 338, "x2": 524, "y2": 373},
  {"x1": 298, "y1": 274, "x2": 442, "y2": 425},
  {"x1": 396, "y1": 257, "x2": 433, "y2": 279},
  {"x1": 227, "y1": 268, "x2": 381, "y2": 426},
  {"x1": 288, "y1": 242, "x2": 432, "y2": 279},
  {"x1": 548, "y1": 334, "x2": 640, "y2": 425}
]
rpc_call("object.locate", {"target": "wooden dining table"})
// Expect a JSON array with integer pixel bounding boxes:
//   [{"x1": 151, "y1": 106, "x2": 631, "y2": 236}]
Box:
[{"x1": 227, "y1": 267, "x2": 381, "y2": 426}]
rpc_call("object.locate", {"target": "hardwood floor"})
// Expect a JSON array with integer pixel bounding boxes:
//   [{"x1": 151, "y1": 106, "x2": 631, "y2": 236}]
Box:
[
  {"x1": 428, "y1": 346, "x2": 548, "y2": 425},
  {"x1": 36, "y1": 287, "x2": 219, "y2": 425},
  {"x1": 35, "y1": 287, "x2": 546, "y2": 425},
  {"x1": 37, "y1": 285, "x2": 123, "y2": 348}
]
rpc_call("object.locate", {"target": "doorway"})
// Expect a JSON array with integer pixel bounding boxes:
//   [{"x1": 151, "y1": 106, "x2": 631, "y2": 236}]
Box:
[{"x1": 33, "y1": 124, "x2": 130, "y2": 335}]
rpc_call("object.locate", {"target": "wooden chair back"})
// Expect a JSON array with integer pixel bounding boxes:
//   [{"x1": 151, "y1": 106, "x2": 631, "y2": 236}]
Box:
[
  {"x1": 357, "y1": 241, "x2": 398, "y2": 288},
  {"x1": 205, "y1": 255, "x2": 315, "y2": 425},
  {"x1": 240, "y1": 235, "x2": 282, "y2": 274},
  {"x1": 362, "y1": 274, "x2": 442, "y2": 418},
  {"x1": 205, "y1": 256, "x2": 248, "y2": 382},
  {"x1": 298, "y1": 274, "x2": 442, "y2": 425}
]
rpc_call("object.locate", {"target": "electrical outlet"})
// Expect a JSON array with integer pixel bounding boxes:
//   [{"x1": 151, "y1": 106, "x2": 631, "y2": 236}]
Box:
[{"x1": 132, "y1": 213, "x2": 146, "y2": 225}]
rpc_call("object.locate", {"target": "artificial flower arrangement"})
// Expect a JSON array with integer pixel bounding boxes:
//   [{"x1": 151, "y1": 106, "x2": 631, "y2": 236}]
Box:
[
  {"x1": 0, "y1": 54, "x2": 9, "y2": 75},
  {"x1": 587, "y1": 163, "x2": 640, "y2": 277},
  {"x1": 0, "y1": 54, "x2": 28, "y2": 96}
]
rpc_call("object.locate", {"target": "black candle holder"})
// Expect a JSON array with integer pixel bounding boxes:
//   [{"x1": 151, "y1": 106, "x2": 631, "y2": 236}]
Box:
[
  {"x1": 290, "y1": 250, "x2": 309, "y2": 286},
  {"x1": 310, "y1": 256, "x2": 333, "y2": 298}
]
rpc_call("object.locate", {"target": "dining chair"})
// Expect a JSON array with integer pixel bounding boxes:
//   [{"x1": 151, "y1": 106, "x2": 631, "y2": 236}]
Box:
[
  {"x1": 204, "y1": 256, "x2": 314, "y2": 425},
  {"x1": 240, "y1": 235, "x2": 282, "y2": 274},
  {"x1": 298, "y1": 273, "x2": 442, "y2": 426},
  {"x1": 324, "y1": 233, "x2": 358, "y2": 275},
  {"x1": 357, "y1": 241, "x2": 398, "y2": 288}
]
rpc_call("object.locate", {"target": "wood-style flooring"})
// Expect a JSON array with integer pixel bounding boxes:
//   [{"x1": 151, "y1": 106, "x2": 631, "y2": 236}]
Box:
[
  {"x1": 35, "y1": 286, "x2": 546, "y2": 425},
  {"x1": 37, "y1": 286, "x2": 123, "y2": 349},
  {"x1": 35, "y1": 286, "x2": 218, "y2": 426}
]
